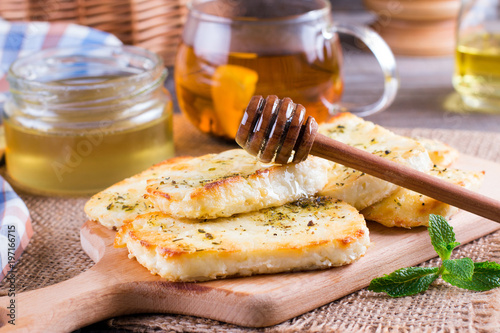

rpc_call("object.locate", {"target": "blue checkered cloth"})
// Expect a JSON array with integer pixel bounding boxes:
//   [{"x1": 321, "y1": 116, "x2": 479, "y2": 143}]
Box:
[{"x1": 0, "y1": 19, "x2": 122, "y2": 104}]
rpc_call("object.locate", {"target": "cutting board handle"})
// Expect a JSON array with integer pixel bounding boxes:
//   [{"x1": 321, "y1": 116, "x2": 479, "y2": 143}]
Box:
[
  {"x1": 0, "y1": 259, "x2": 132, "y2": 333},
  {"x1": 0, "y1": 221, "x2": 149, "y2": 333}
]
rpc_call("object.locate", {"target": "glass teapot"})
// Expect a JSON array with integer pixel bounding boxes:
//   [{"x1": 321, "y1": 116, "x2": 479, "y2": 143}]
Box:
[{"x1": 175, "y1": 0, "x2": 399, "y2": 139}]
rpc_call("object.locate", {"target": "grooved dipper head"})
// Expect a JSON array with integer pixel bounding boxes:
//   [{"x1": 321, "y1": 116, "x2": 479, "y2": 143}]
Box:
[{"x1": 235, "y1": 95, "x2": 318, "y2": 164}]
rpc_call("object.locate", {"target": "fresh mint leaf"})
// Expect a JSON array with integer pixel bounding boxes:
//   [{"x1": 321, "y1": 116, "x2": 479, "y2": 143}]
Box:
[
  {"x1": 368, "y1": 267, "x2": 439, "y2": 297},
  {"x1": 428, "y1": 214, "x2": 460, "y2": 260},
  {"x1": 443, "y1": 261, "x2": 500, "y2": 291},
  {"x1": 369, "y1": 215, "x2": 500, "y2": 297},
  {"x1": 442, "y1": 258, "x2": 474, "y2": 281}
]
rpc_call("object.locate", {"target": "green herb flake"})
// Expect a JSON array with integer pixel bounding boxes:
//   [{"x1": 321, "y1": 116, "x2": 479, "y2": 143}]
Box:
[{"x1": 121, "y1": 204, "x2": 137, "y2": 212}]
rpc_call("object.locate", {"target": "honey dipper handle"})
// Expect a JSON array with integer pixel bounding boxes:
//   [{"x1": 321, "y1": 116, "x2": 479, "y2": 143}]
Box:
[{"x1": 311, "y1": 134, "x2": 500, "y2": 223}]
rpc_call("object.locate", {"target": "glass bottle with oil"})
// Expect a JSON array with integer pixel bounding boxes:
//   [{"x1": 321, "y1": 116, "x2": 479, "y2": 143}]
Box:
[
  {"x1": 4, "y1": 46, "x2": 174, "y2": 195},
  {"x1": 454, "y1": 0, "x2": 500, "y2": 112}
]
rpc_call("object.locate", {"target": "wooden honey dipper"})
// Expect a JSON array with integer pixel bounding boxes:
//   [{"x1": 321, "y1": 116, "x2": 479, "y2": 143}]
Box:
[{"x1": 236, "y1": 95, "x2": 500, "y2": 223}]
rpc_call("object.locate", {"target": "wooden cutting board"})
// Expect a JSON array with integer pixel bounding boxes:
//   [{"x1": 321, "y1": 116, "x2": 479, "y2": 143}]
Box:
[{"x1": 1, "y1": 155, "x2": 499, "y2": 333}]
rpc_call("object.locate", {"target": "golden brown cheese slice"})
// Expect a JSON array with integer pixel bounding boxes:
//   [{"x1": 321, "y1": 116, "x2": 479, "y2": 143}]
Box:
[
  {"x1": 84, "y1": 156, "x2": 192, "y2": 229},
  {"x1": 145, "y1": 149, "x2": 331, "y2": 219},
  {"x1": 361, "y1": 167, "x2": 484, "y2": 228},
  {"x1": 318, "y1": 113, "x2": 433, "y2": 210},
  {"x1": 115, "y1": 197, "x2": 370, "y2": 282},
  {"x1": 85, "y1": 150, "x2": 331, "y2": 227}
]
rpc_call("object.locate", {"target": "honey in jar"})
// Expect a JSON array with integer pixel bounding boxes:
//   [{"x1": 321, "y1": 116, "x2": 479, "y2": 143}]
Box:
[{"x1": 4, "y1": 46, "x2": 174, "y2": 195}]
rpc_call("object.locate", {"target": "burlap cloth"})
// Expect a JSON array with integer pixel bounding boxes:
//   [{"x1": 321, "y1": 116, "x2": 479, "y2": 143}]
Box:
[{"x1": 1, "y1": 115, "x2": 499, "y2": 332}]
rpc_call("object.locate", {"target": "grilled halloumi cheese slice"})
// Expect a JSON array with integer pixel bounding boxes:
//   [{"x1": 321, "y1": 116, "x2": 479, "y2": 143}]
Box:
[
  {"x1": 115, "y1": 197, "x2": 370, "y2": 282},
  {"x1": 415, "y1": 137, "x2": 459, "y2": 168},
  {"x1": 145, "y1": 149, "x2": 331, "y2": 220},
  {"x1": 84, "y1": 157, "x2": 193, "y2": 229},
  {"x1": 85, "y1": 149, "x2": 331, "y2": 227},
  {"x1": 318, "y1": 113, "x2": 433, "y2": 210},
  {"x1": 361, "y1": 167, "x2": 484, "y2": 228},
  {"x1": 361, "y1": 136, "x2": 482, "y2": 228}
]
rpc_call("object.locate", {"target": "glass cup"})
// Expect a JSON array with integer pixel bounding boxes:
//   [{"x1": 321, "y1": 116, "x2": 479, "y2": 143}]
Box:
[
  {"x1": 175, "y1": 0, "x2": 399, "y2": 139},
  {"x1": 454, "y1": 0, "x2": 500, "y2": 112}
]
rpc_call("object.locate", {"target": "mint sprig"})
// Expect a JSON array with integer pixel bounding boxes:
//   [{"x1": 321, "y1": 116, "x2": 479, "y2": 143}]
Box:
[{"x1": 368, "y1": 214, "x2": 500, "y2": 297}]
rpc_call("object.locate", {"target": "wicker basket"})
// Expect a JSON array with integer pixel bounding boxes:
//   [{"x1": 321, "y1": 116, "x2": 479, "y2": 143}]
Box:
[{"x1": 0, "y1": 0, "x2": 189, "y2": 66}]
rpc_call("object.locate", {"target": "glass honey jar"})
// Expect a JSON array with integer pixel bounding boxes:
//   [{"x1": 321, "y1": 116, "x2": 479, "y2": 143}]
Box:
[{"x1": 3, "y1": 45, "x2": 174, "y2": 195}]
